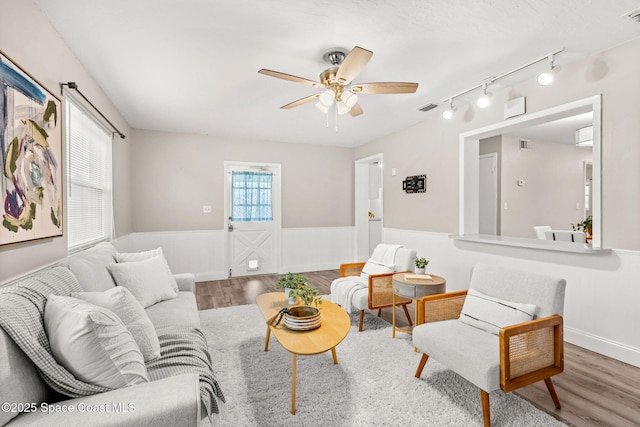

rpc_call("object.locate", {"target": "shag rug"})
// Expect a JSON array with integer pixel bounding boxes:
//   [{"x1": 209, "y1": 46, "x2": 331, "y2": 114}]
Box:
[{"x1": 199, "y1": 304, "x2": 566, "y2": 427}]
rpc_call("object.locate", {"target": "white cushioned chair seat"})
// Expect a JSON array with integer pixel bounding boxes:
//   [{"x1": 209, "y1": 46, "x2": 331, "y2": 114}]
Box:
[
  {"x1": 413, "y1": 319, "x2": 500, "y2": 391},
  {"x1": 351, "y1": 288, "x2": 369, "y2": 311}
]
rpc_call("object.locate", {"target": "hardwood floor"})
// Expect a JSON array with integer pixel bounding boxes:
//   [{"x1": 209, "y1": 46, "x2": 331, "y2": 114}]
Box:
[{"x1": 195, "y1": 270, "x2": 640, "y2": 427}]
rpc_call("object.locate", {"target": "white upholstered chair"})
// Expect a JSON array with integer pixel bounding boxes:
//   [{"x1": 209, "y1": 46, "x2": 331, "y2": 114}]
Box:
[
  {"x1": 413, "y1": 263, "x2": 566, "y2": 427},
  {"x1": 330, "y1": 245, "x2": 417, "y2": 331},
  {"x1": 533, "y1": 225, "x2": 552, "y2": 240},
  {"x1": 545, "y1": 230, "x2": 586, "y2": 243}
]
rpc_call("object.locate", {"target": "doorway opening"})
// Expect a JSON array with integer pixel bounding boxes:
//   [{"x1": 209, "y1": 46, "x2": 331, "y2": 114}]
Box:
[{"x1": 355, "y1": 153, "x2": 384, "y2": 261}]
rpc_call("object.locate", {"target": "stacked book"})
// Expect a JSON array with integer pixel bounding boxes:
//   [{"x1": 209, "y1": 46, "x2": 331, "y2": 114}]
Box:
[{"x1": 404, "y1": 273, "x2": 434, "y2": 283}]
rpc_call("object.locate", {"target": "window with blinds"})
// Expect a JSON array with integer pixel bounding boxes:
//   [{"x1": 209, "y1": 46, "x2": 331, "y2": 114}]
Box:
[{"x1": 65, "y1": 98, "x2": 113, "y2": 251}]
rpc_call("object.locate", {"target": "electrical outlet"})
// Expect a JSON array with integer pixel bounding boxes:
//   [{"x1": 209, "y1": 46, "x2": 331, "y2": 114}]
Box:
[{"x1": 203, "y1": 205, "x2": 212, "y2": 213}]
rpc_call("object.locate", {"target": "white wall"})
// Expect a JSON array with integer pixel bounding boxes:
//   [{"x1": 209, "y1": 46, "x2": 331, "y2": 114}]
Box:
[
  {"x1": 0, "y1": 0, "x2": 132, "y2": 284},
  {"x1": 131, "y1": 129, "x2": 354, "y2": 232},
  {"x1": 356, "y1": 37, "x2": 640, "y2": 251}
]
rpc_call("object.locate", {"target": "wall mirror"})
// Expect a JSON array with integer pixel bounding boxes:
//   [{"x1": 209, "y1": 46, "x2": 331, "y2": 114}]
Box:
[{"x1": 458, "y1": 95, "x2": 603, "y2": 250}]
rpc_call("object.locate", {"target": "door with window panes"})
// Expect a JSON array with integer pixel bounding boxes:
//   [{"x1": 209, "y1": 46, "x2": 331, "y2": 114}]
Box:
[{"x1": 225, "y1": 163, "x2": 280, "y2": 277}]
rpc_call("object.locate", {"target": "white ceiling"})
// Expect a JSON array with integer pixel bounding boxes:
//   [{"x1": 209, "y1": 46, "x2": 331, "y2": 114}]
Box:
[{"x1": 34, "y1": 0, "x2": 640, "y2": 147}]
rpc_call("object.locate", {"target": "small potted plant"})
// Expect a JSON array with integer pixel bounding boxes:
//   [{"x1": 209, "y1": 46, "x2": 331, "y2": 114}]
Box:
[
  {"x1": 414, "y1": 257, "x2": 429, "y2": 274},
  {"x1": 571, "y1": 215, "x2": 593, "y2": 240},
  {"x1": 290, "y1": 285, "x2": 322, "y2": 308},
  {"x1": 275, "y1": 272, "x2": 308, "y2": 304}
]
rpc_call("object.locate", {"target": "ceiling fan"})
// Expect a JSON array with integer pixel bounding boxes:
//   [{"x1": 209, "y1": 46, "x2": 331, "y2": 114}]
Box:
[{"x1": 258, "y1": 46, "x2": 419, "y2": 117}]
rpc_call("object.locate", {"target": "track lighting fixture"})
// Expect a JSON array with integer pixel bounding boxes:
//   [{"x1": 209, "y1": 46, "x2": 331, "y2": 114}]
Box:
[
  {"x1": 438, "y1": 48, "x2": 563, "y2": 120},
  {"x1": 537, "y1": 54, "x2": 556, "y2": 86},
  {"x1": 442, "y1": 99, "x2": 457, "y2": 120},
  {"x1": 476, "y1": 83, "x2": 492, "y2": 108}
]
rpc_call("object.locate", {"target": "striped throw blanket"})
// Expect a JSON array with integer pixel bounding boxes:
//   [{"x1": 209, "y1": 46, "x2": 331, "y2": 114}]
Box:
[{"x1": 147, "y1": 328, "x2": 225, "y2": 419}]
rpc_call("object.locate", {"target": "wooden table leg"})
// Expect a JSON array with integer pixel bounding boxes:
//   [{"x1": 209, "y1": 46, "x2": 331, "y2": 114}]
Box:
[
  {"x1": 264, "y1": 325, "x2": 271, "y2": 352},
  {"x1": 392, "y1": 293, "x2": 397, "y2": 338},
  {"x1": 331, "y1": 347, "x2": 339, "y2": 364},
  {"x1": 291, "y1": 353, "x2": 297, "y2": 415}
]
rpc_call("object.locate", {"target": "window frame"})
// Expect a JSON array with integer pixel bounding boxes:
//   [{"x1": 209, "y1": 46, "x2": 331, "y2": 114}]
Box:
[{"x1": 64, "y1": 93, "x2": 113, "y2": 252}]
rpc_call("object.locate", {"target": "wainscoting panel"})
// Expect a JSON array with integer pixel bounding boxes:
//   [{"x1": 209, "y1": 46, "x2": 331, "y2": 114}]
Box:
[
  {"x1": 383, "y1": 228, "x2": 640, "y2": 368},
  {"x1": 117, "y1": 227, "x2": 355, "y2": 282},
  {"x1": 281, "y1": 226, "x2": 354, "y2": 273}
]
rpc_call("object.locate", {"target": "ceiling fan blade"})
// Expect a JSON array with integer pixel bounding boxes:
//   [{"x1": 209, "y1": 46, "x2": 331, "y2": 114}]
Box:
[
  {"x1": 281, "y1": 94, "x2": 320, "y2": 109},
  {"x1": 351, "y1": 82, "x2": 419, "y2": 94},
  {"x1": 258, "y1": 69, "x2": 321, "y2": 87},
  {"x1": 348, "y1": 103, "x2": 363, "y2": 117},
  {"x1": 336, "y1": 46, "x2": 373, "y2": 84}
]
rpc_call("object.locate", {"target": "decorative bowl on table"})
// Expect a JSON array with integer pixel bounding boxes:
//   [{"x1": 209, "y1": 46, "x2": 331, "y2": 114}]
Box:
[{"x1": 284, "y1": 306, "x2": 322, "y2": 331}]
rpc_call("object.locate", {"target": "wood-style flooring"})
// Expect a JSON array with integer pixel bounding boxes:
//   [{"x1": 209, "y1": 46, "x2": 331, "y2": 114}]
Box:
[{"x1": 195, "y1": 270, "x2": 640, "y2": 427}]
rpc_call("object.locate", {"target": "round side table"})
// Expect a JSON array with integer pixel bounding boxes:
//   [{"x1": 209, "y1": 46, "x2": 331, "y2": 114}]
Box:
[{"x1": 392, "y1": 272, "x2": 446, "y2": 338}]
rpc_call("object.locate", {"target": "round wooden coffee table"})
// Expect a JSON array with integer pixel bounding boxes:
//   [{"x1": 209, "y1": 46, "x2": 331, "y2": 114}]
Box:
[
  {"x1": 391, "y1": 273, "x2": 446, "y2": 337},
  {"x1": 256, "y1": 292, "x2": 350, "y2": 415}
]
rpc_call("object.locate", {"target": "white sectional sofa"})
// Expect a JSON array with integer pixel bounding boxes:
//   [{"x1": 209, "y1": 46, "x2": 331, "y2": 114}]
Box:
[{"x1": 0, "y1": 242, "x2": 222, "y2": 426}]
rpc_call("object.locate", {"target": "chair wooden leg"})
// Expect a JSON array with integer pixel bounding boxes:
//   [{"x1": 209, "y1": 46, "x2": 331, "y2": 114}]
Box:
[
  {"x1": 414, "y1": 353, "x2": 429, "y2": 378},
  {"x1": 480, "y1": 390, "x2": 491, "y2": 427},
  {"x1": 377, "y1": 308, "x2": 382, "y2": 317},
  {"x1": 402, "y1": 304, "x2": 413, "y2": 327},
  {"x1": 358, "y1": 310, "x2": 364, "y2": 332},
  {"x1": 544, "y1": 378, "x2": 562, "y2": 409}
]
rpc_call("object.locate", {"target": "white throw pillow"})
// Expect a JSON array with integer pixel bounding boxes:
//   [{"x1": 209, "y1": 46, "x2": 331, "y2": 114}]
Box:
[
  {"x1": 72, "y1": 287, "x2": 161, "y2": 361},
  {"x1": 459, "y1": 288, "x2": 536, "y2": 335},
  {"x1": 115, "y1": 248, "x2": 179, "y2": 292},
  {"x1": 108, "y1": 256, "x2": 177, "y2": 308},
  {"x1": 44, "y1": 295, "x2": 148, "y2": 389},
  {"x1": 360, "y1": 260, "x2": 394, "y2": 280}
]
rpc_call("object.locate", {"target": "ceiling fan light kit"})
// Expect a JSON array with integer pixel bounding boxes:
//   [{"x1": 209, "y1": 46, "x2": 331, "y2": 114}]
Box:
[
  {"x1": 439, "y1": 48, "x2": 563, "y2": 120},
  {"x1": 258, "y1": 45, "x2": 419, "y2": 128}
]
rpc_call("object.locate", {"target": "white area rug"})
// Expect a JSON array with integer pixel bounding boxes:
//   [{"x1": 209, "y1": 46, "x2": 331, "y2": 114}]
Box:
[{"x1": 199, "y1": 304, "x2": 566, "y2": 427}]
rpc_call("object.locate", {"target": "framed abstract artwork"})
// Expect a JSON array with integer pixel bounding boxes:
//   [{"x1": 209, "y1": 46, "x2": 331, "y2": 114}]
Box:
[{"x1": 0, "y1": 50, "x2": 63, "y2": 246}]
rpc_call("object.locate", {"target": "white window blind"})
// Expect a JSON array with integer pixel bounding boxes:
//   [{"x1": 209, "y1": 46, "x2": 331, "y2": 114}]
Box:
[{"x1": 65, "y1": 97, "x2": 113, "y2": 251}]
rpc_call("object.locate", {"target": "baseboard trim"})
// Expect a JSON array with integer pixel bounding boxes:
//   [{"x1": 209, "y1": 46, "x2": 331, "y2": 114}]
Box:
[
  {"x1": 194, "y1": 272, "x2": 227, "y2": 282},
  {"x1": 565, "y1": 326, "x2": 640, "y2": 368}
]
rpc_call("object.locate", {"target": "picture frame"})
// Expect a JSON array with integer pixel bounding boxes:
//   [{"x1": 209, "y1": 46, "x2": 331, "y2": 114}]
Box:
[
  {"x1": 0, "y1": 50, "x2": 63, "y2": 246},
  {"x1": 403, "y1": 174, "x2": 426, "y2": 193}
]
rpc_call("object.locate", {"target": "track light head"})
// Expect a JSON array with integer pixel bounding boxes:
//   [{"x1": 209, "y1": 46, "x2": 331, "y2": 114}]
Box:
[
  {"x1": 537, "y1": 54, "x2": 556, "y2": 86},
  {"x1": 442, "y1": 99, "x2": 457, "y2": 120},
  {"x1": 476, "y1": 83, "x2": 492, "y2": 108}
]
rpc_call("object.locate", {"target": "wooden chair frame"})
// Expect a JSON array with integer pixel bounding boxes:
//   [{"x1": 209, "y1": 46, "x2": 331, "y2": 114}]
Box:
[
  {"x1": 414, "y1": 291, "x2": 564, "y2": 427},
  {"x1": 339, "y1": 262, "x2": 413, "y2": 332}
]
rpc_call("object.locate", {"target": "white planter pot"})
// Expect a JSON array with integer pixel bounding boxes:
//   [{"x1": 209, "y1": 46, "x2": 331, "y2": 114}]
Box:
[
  {"x1": 414, "y1": 267, "x2": 426, "y2": 275},
  {"x1": 284, "y1": 288, "x2": 297, "y2": 304}
]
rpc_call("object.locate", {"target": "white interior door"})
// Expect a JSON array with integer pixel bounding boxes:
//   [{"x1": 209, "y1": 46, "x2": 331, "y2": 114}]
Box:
[
  {"x1": 224, "y1": 162, "x2": 281, "y2": 277},
  {"x1": 479, "y1": 153, "x2": 498, "y2": 235}
]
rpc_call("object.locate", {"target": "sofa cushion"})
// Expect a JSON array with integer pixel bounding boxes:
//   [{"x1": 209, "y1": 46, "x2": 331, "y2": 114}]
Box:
[
  {"x1": 145, "y1": 292, "x2": 200, "y2": 333},
  {"x1": 60, "y1": 242, "x2": 117, "y2": 292},
  {"x1": 459, "y1": 288, "x2": 536, "y2": 335},
  {"x1": 108, "y1": 256, "x2": 177, "y2": 308},
  {"x1": 115, "y1": 248, "x2": 179, "y2": 292},
  {"x1": 73, "y1": 287, "x2": 161, "y2": 361},
  {"x1": 44, "y1": 295, "x2": 149, "y2": 389}
]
